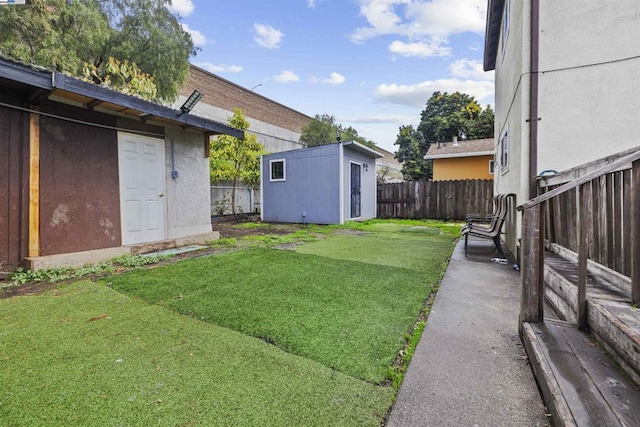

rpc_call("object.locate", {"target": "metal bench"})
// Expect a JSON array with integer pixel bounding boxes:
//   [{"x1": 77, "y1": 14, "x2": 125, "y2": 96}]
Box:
[
  {"x1": 461, "y1": 194, "x2": 514, "y2": 257},
  {"x1": 464, "y1": 194, "x2": 502, "y2": 224}
]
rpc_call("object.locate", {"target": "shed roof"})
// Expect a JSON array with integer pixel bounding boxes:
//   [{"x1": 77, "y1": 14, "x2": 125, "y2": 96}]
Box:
[
  {"x1": 0, "y1": 56, "x2": 243, "y2": 139},
  {"x1": 424, "y1": 138, "x2": 495, "y2": 160},
  {"x1": 483, "y1": 0, "x2": 506, "y2": 71},
  {"x1": 342, "y1": 140, "x2": 384, "y2": 158},
  {"x1": 262, "y1": 141, "x2": 383, "y2": 159}
]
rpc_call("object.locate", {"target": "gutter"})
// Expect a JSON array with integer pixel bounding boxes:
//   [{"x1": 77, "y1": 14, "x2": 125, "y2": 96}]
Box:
[
  {"x1": 528, "y1": 0, "x2": 540, "y2": 199},
  {"x1": 424, "y1": 151, "x2": 494, "y2": 160}
]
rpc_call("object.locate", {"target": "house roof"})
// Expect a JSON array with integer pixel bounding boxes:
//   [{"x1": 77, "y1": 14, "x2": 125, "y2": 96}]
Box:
[
  {"x1": 424, "y1": 138, "x2": 495, "y2": 160},
  {"x1": 0, "y1": 56, "x2": 243, "y2": 139},
  {"x1": 483, "y1": 0, "x2": 506, "y2": 71}
]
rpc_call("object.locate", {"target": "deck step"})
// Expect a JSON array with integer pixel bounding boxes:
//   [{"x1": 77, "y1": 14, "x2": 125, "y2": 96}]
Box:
[
  {"x1": 543, "y1": 252, "x2": 640, "y2": 386},
  {"x1": 523, "y1": 320, "x2": 640, "y2": 426}
]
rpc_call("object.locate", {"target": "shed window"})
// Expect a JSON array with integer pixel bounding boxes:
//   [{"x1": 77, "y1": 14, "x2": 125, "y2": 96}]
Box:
[{"x1": 270, "y1": 159, "x2": 286, "y2": 182}]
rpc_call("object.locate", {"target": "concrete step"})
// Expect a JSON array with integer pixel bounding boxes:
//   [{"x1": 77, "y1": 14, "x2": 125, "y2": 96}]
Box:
[
  {"x1": 543, "y1": 252, "x2": 640, "y2": 387},
  {"x1": 523, "y1": 320, "x2": 640, "y2": 426}
]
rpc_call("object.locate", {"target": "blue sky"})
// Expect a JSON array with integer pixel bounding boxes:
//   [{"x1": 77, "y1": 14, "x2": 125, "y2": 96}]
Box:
[{"x1": 169, "y1": 0, "x2": 494, "y2": 152}]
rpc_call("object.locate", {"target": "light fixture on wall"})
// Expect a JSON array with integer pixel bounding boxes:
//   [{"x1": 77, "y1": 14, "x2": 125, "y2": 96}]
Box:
[
  {"x1": 178, "y1": 90, "x2": 203, "y2": 116},
  {"x1": 364, "y1": 163, "x2": 369, "y2": 172}
]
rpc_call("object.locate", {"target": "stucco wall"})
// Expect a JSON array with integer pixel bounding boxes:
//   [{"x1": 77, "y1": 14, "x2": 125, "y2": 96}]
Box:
[
  {"x1": 493, "y1": 0, "x2": 640, "y2": 260},
  {"x1": 163, "y1": 126, "x2": 213, "y2": 239},
  {"x1": 537, "y1": 1, "x2": 640, "y2": 171},
  {"x1": 493, "y1": 0, "x2": 529, "y2": 256},
  {"x1": 432, "y1": 156, "x2": 494, "y2": 181}
]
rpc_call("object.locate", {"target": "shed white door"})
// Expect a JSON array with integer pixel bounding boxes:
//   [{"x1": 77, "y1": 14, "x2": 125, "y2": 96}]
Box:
[{"x1": 118, "y1": 132, "x2": 166, "y2": 245}]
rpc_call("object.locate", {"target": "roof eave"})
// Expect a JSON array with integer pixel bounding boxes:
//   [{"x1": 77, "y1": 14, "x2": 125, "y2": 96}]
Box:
[
  {"x1": 424, "y1": 150, "x2": 494, "y2": 160},
  {"x1": 52, "y1": 73, "x2": 243, "y2": 138}
]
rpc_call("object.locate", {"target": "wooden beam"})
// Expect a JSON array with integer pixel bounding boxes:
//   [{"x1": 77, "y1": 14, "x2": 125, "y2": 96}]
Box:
[
  {"x1": 520, "y1": 204, "x2": 545, "y2": 324},
  {"x1": 28, "y1": 109, "x2": 40, "y2": 257},
  {"x1": 577, "y1": 182, "x2": 593, "y2": 330},
  {"x1": 205, "y1": 133, "x2": 212, "y2": 157},
  {"x1": 631, "y1": 159, "x2": 640, "y2": 304}
]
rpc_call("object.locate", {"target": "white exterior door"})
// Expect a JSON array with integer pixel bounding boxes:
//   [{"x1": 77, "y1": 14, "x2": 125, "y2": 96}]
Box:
[{"x1": 117, "y1": 132, "x2": 166, "y2": 245}]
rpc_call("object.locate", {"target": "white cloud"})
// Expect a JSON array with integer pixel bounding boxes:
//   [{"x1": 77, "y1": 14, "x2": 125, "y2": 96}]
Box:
[
  {"x1": 311, "y1": 72, "x2": 346, "y2": 85},
  {"x1": 254, "y1": 24, "x2": 284, "y2": 49},
  {"x1": 405, "y1": 0, "x2": 486, "y2": 38},
  {"x1": 374, "y1": 78, "x2": 494, "y2": 108},
  {"x1": 181, "y1": 24, "x2": 206, "y2": 47},
  {"x1": 169, "y1": 0, "x2": 195, "y2": 17},
  {"x1": 351, "y1": 0, "x2": 486, "y2": 62},
  {"x1": 389, "y1": 40, "x2": 450, "y2": 57},
  {"x1": 195, "y1": 62, "x2": 243, "y2": 74},
  {"x1": 273, "y1": 70, "x2": 300, "y2": 83},
  {"x1": 307, "y1": 0, "x2": 317, "y2": 8},
  {"x1": 449, "y1": 59, "x2": 494, "y2": 81},
  {"x1": 352, "y1": 0, "x2": 486, "y2": 42}
]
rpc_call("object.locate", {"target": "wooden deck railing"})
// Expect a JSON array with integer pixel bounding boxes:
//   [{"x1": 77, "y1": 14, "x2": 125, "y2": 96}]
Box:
[{"x1": 518, "y1": 147, "x2": 640, "y2": 329}]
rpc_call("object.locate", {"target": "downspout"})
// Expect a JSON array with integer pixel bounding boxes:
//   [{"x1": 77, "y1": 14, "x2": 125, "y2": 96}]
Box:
[{"x1": 528, "y1": 0, "x2": 540, "y2": 199}]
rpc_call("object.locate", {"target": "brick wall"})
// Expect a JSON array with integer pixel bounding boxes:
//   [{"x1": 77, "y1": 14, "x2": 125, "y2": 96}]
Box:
[{"x1": 180, "y1": 65, "x2": 312, "y2": 134}]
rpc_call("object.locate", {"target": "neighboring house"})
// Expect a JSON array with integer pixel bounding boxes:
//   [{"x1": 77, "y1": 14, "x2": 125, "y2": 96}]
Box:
[
  {"x1": 424, "y1": 137, "x2": 494, "y2": 181},
  {"x1": 483, "y1": 0, "x2": 640, "y2": 256},
  {"x1": 176, "y1": 65, "x2": 312, "y2": 153},
  {"x1": 0, "y1": 57, "x2": 242, "y2": 275},
  {"x1": 375, "y1": 147, "x2": 404, "y2": 183},
  {"x1": 260, "y1": 141, "x2": 383, "y2": 224}
]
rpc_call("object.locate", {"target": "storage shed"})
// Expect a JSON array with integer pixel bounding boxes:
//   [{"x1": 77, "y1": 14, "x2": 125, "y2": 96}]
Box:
[
  {"x1": 260, "y1": 142, "x2": 383, "y2": 224},
  {"x1": 0, "y1": 56, "x2": 242, "y2": 275}
]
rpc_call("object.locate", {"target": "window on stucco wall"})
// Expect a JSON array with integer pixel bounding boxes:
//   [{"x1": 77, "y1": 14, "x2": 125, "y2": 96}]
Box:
[{"x1": 500, "y1": 130, "x2": 509, "y2": 174}]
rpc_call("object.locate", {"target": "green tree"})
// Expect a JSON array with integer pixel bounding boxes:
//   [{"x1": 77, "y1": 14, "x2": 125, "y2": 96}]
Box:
[
  {"x1": 418, "y1": 91, "x2": 493, "y2": 148},
  {"x1": 394, "y1": 125, "x2": 431, "y2": 180},
  {"x1": 300, "y1": 114, "x2": 376, "y2": 148},
  {"x1": 210, "y1": 108, "x2": 263, "y2": 219},
  {"x1": 0, "y1": 0, "x2": 194, "y2": 101},
  {"x1": 394, "y1": 92, "x2": 494, "y2": 180}
]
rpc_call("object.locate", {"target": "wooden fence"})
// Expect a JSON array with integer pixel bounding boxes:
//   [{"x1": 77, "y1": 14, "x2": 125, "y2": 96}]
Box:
[
  {"x1": 377, "y1": 180, "x2": 493, "y2": 220},
  {"x1": 519, "y1": 147, "x2": 640, "y2": 326}
]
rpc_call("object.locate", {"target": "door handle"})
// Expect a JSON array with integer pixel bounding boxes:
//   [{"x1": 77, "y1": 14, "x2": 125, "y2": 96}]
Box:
[{"x1": 158, "y1": 193, "x2": 164, "y2": 197}]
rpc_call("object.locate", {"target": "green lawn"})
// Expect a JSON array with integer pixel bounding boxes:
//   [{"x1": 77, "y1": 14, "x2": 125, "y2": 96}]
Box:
[
  {"x1": 0, "y1": 282, "x2": 391, "y2": 426},
  {"x1": 0, "y1": 220, "x2": 459, "y2": 426}
]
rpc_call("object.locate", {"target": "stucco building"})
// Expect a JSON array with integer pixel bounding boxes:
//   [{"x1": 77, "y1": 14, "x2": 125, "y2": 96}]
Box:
[
  {"x1": 484, "y1": 0, "x2": 640, "y2": 256},
  {"x1": 176, "y1": 65, "x2": 311, "y2": 153},
  {"x1": 424, "y1": 137, "x2": 494, "y2": 181}
]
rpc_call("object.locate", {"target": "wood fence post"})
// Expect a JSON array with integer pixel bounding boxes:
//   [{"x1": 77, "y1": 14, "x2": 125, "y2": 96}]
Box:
[
  {"x1": 631, "y1": 159, "x2": 640, "y2": 305},
  {"x1": 520, "y1": 204, "x2": 545, "y2": 324},
  {"x1": 577, "y1": 182, "x2": 593, "y2": 330}
]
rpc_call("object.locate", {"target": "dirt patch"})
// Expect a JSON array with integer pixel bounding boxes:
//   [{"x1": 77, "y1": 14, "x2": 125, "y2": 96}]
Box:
[
  {"x1": 1, "y1": 219, "x2": 303, "y2": 299},
  {"x1": 212, "y1": 216, "x2": 306, "y2": 239}
]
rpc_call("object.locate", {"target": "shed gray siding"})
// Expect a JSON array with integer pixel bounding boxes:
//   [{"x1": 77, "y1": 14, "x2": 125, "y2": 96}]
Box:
[
  {"x1": 342, "y1": 146, "x2": 378, "y2": 221},
  {"x1": 261, "y1": 144, "x2": 340, "y2": 224}
]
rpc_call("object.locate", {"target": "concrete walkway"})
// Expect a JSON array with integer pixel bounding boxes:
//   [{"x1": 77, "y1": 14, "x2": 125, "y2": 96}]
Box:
[{"x1": 387, "y1": 238, "x2": 548, "y2": 426}]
